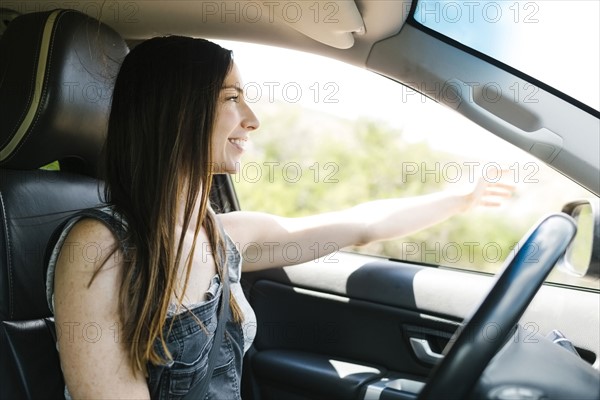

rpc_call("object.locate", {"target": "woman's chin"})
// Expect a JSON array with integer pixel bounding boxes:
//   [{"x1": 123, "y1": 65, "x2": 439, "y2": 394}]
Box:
[{"x1": 210, "y1": 160, "x2": 242, "y2": 174}]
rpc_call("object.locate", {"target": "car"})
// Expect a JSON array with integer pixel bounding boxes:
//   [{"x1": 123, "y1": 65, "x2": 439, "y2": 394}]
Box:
[{"x1": 0, "y1": 1, "x2": 598, "y2": 399}]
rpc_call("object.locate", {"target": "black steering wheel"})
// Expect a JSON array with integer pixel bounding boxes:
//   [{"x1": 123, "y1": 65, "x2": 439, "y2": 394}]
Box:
[{"x1": 418, "y1": 213, "x2": 577, "y2": 399}]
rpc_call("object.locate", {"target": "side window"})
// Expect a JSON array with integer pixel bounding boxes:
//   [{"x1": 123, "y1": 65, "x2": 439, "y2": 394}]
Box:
[{"x1": 220, "y1": 41, "x2": 597, "y2": 290}]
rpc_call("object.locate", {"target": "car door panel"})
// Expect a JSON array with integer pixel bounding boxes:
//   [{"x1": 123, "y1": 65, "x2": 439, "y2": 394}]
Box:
[
  {"x1": 243, "y1": 252, "x2": 599, "y2": 399},
  {"x1": 244, "y1": 253, "x2": 461, "y2": 399}
]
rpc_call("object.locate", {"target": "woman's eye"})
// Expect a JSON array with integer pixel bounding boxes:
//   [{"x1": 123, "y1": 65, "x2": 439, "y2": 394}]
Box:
[{"x1": 227, "y1": 95, "x2": 240, "y2": 102}]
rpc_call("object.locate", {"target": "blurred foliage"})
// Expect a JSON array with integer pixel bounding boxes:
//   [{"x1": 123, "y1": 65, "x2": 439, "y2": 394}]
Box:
[
  {"x1": 233, "y1": 103, "x2": 586, "y2": 278},
  {"x1": 40, "y1": 160, "x2": 60, "y2": 171}
]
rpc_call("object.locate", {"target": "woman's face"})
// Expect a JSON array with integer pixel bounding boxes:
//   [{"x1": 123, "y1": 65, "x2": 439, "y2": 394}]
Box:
[{"x1": 211, "y1": 63, "x2": 260, "y2": 174}]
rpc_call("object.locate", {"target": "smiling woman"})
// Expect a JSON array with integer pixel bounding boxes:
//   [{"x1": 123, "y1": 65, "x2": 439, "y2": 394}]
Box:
[
  {"x1": 212, "y1": 65, "x2": 260, "y2": 174},
  {"x1": 51, "y1": 36, "x2": 248, "y2": 400}
]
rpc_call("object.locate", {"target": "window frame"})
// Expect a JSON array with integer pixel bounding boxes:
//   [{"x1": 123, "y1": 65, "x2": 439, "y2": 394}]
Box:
[{"x1": 405, "y1": 0, "x2": 600, "y2": 119}]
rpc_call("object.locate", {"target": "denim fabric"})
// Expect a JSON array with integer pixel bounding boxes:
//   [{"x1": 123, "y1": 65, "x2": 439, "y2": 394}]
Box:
[
  {"x1": 46, "y1": 206, "x2": 254, "y2": 400},
  {"x1": 147, "y1": 281, "x2": 244, "y2": 400}
]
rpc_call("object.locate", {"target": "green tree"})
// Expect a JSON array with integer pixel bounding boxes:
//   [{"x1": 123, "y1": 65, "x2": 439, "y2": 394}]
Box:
[{"x1": 235, "y1": 102, "x2": 526, "y2": 273}]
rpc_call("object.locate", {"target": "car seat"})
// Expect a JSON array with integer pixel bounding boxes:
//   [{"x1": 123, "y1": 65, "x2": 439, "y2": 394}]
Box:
[{"x1": 0, "y1": 9, "x2": 128, "y2": 399}]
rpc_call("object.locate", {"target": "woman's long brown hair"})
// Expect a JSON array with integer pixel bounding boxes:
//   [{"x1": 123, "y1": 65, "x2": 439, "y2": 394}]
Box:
[{"x1": 102, "y1": 36, "x2": 242, "y2": 374}]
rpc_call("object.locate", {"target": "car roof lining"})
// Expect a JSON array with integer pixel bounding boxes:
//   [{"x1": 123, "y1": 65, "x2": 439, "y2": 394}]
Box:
[
  {"x1": 7, "y1": 1, "x2": 598, "y2": 194},
  {"x1": 81, "y1": 0, "x2": 409, "y2": 68}
]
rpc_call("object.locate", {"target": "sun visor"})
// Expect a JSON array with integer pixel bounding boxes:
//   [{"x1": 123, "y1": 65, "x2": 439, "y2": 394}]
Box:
[{"x1": 273, "y1": 0, "x2": 365, "y2": 49}]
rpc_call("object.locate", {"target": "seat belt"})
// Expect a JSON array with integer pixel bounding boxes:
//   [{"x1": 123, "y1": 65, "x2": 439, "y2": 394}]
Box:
[{"x1": 187, "y1": 215, "x2": 231, "y2": 399}]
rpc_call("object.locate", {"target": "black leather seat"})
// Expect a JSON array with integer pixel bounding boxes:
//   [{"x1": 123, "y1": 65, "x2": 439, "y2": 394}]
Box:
[{"x1": 0, "y1": 10, "x2": 128, "y2": 399}]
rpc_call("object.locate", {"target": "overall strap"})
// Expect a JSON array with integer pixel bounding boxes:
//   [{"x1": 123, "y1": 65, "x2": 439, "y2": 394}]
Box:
[
  {"x1": 187, "y1": 212, "x2": 231, "y2": 400},
  {"x1": 44, "y1": 206, "x2": 129, "y2": 289},
  {"x1": 74, "y1": 207, "x2": 128, "y2": 241}
]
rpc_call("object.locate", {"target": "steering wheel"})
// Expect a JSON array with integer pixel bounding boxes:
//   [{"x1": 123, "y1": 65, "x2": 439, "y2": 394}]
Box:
[{"x1": 417, "y1": 213, "x2": 577, "y2": 399}]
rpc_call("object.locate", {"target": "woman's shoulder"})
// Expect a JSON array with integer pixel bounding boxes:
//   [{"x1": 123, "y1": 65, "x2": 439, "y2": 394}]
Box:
[
  {"x1": 51, "y1": 206, "x2": 126, "y2": 257},
  {"x1": 64, "y1": 215, "x2": 121, "y2": 251},
  {"x1": 46, "y1": 207, "x2": 126, "y2": 314},
  {"x1": 59, "y1": 206, "x2": 129, "y2": 270}
]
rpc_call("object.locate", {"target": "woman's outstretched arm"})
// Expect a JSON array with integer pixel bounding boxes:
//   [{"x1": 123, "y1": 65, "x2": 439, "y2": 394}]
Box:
[{"x1": 219, "y1": 178, "x2": 514, "y2": 271}]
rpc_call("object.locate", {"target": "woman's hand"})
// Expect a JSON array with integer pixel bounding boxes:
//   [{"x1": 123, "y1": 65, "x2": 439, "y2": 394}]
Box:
[
  {"x1": 459, "y1": 174, "x2": 516, "y2": 212},
  {"x1": 457, "y1": 168, "x2": 516, "y2": 212}
]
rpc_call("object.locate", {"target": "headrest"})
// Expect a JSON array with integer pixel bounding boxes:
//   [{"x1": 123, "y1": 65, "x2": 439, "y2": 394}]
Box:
[{"x1": 0, "y1": 9, "x2": 128, "y2": 176}]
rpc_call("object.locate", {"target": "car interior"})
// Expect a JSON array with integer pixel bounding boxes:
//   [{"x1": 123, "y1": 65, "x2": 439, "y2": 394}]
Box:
[
  {"x1": 0, "y1": 2, "x2": 598, "y2": 399},
  {"x1": 0, "y1": 9, "x2": 128, "y2": 399}
]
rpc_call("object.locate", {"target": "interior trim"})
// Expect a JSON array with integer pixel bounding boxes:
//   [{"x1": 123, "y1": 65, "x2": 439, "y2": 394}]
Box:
[
  {"x1": 0, "y1": 10, "x2": 59, "y2": 162},
  {"x1": 406, "y1": 9, "x2": 600, "y2": 119},
  {"x1": 274, "y1": 0, "x2": 365, "y2": 49}
]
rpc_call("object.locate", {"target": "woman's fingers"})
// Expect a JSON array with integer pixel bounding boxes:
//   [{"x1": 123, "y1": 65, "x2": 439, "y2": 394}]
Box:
[
  {"x1": 486, "y1": 181, "x2": 516, "y2": 191},
  {"x1": 478, "y1": 180, "x2": 516, "y2": 206}
]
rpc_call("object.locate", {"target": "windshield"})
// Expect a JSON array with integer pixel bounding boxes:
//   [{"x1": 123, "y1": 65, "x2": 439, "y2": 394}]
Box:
[{"x1": 412, "y1": 0, "x2": 600, "y2": 111}]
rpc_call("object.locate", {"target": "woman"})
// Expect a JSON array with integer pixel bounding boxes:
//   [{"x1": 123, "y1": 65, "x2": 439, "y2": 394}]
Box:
[{"x1": 47, "y1": 36, "x2": 512, "y2": 399}]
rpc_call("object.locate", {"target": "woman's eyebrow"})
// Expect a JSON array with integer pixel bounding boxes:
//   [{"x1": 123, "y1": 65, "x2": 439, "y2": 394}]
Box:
[{"x1": 221, "y1": 85, "x2": 243, "y2": 94}]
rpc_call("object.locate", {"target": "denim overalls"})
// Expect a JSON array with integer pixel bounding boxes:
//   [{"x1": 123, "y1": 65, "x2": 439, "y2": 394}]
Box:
[
  {"x1": 46, "y1": 206, "x2": 255, "y2": 400},
  {"x1": 146, "y1": 276, "x2": 244, "y2": 399}
]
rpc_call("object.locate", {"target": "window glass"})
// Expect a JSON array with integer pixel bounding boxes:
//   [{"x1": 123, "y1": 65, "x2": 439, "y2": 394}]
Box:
[
  {"x1": 217, "y1": 40, "x2": 598, "y2": 290},
  {"x1": 412, "y1": 0, "x2": 600, "y2": 111}
]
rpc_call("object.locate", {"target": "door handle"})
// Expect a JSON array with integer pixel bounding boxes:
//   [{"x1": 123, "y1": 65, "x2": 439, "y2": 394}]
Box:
[{"x1": 409, "y1": 337, "x2": 444, "y2": 365}]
